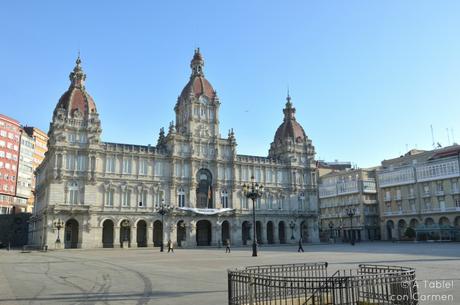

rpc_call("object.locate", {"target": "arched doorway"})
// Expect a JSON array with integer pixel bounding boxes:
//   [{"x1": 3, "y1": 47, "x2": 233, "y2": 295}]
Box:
[
  {"x1": 196, "y1": 169, "x2": 213, "y2": 208},
  {"x1": 279, "y1": 221, "x2": 286, "y2": 244},
  {"x1": 120, "y1": 220, "x2": 131, "y2": 248},
  {"x1": 177, "y1": 220, "x2": 186, "y2": 247},
  {"x1": 409, "y1": 218, "x2": 419, "y2": 229},
  {"x1": 64, "y1": 219, "x2": 79, "y2": 249},
  {"x1": 221, "y1": 220, "x2": 230, "y2": 244},
  {"x1": 300, "y1": 221, "x2": 309, "y2": 242},
  {"x1": 439, "y1": 217, "x2": 450, "y2": 226},
  {"x1": 425, "y1": 217, "x2": 434, "y2": 226},
  {"x1": 256, "y1": 221, "x2": 262, "y2": 244},
  {"x1": 153, "y1": 220, "x2": 163, "y2": 247},
  {"x1": 397, "y1": 220, "x2": 407, "y2": 240},
  {"x1": 455, "y1": 216, "x2": 460, "y2": 228},
  {"x1": 386, "y1": 220, "x2": 394, "y2": 240},
  {"x1": 137, "y1": 220, "x2": 147, "y2": 247},
  {"x1": 267, "y1": 221, "x2": 274, "y2": 244},
  {"x1": 196, "y1": 220, "x2": 212, "y2": 246},
  {"x1": 102, "y1": 219, "x2": 114, "y2": 248},
  {"x1": 242, "y1": 221, "x2": 251, "y2": 245}
]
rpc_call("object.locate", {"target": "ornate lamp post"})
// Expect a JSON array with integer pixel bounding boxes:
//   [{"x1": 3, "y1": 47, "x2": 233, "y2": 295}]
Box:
[
  {"x1": 328, "y1": 221, "x2": 334, "y2": 240},
  {"x1": 243, "y1": 175, "x2": 264, "y2": 257},
  {"x1": 289, "y1": 221, "x2": 296, "y2": 240},
  {"x1": 53, "y1": 219, "x2": 64, "y2": 243},
  {"x1": 346, "y1": 207, "x2": 356, "y2": 246},
  {"x1": 155, "y1": 198, "x2": 171, "y2": 252}
]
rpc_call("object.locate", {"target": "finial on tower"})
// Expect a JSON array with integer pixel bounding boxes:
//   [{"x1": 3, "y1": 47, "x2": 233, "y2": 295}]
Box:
[
  {"x1": 69, "y1": 53, "x2": 86, "y2": 88},
  {"x1": 286, "y1": 88, "x2": 292, "y2": 108}
]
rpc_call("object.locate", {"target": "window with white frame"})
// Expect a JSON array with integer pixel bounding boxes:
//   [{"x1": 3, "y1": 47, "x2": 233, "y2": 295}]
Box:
[
  {"x1": 76, "y1": 155, "x2": 86, "y2": 171},
  {"x1": 139, "y1": 190, "x2": 148, "y2": 207},
  {"x1": 106, "y1": 189, "x2": 114, "y2": 206},
  {"x1": 123, "y1": 158, "x2": 132, "y2": 174},
  {"x1": 452, "y1": 180, "x2": 459, "y2": 193},
  {"x1": 241, "y1": 195, "x2": 248, "y2": 209},
  {"x1": 106, "y1": 156, "x2": 115, "y2": 173},
  {"x1": 66, "y1": 154, "x2": 75, "y2": 170},
  {"x1": 68, "y1": 181, "x2": 79, "y2": 205},
  {"x1": 221, "y1": 189, "x2": 228, "y2": 208},
  {"x1": 139, "y1": 159, "x2": 148, "y2": 175},
  {"x1": 122, "y1": 189, "x2": 131, "y2": 207},
  {"x1": 178, "y1": 187, "x2": 185, "y2": 207},
  {"x1": 267, "y1": 195, "x2": 273, "y2": 209}
]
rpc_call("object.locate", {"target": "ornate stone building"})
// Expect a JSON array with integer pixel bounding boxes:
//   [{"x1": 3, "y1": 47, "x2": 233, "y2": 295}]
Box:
[{"x1": 29, "y1": 50, "x2": 319, "y2": 249}]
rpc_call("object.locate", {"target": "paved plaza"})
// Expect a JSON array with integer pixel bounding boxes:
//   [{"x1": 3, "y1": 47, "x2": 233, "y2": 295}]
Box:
[{"x1": 0, "y1": 242, "x2": 459, "y2": 305}]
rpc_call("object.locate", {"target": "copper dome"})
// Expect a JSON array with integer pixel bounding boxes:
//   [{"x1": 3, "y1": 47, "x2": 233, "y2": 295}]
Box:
[
  {"x1": 179, "y1": 49, "x2": 216, "y2": 100},
  {"x1": 273, "y1": 95, "x2": 307, "y2": 144},
  {"x1": 54, "y1": 56, "x2": 97, "y2": 118}
]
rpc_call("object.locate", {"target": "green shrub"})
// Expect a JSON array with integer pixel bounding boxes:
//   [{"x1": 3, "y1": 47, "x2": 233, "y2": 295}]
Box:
[{"x1": 404, "y1": 227, "x2": 416, "y2": 239}]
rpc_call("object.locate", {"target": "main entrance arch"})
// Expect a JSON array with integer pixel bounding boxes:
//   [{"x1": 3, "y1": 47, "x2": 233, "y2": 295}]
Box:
[
  {"x1": 196, "y1": 220, "x2": 212, "y2": 246},
  {"x1": 120, "y1": 220, "x2": 131, "y2": 248},
  {"x1": 102, "y1": 219, "x2": 114, "y2": 248},
  {"x1": 196, "y1": 169, "x2": 213, "y2": 208},
  {"x1": 64, "y1": 219, "x2": 79, "y2": 249}
]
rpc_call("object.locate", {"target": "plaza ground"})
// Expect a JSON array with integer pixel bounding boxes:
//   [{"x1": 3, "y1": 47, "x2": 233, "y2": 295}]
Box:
[{"x1": 0, "y1": 242, "x2": 459, "y2": 305}]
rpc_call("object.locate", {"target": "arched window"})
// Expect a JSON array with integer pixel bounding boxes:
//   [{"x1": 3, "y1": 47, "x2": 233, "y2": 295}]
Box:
[
  {"x1": 221, "y1": 189, "x2": 228, "y2": 208},
  {"x1": 139, "y1": 190, "x2": 148, "y2": 207},
  {"x1": 69, "y1": 181, "x2": 79, "y2": 205},
  {"x1": 178, "y1": 187, "x2": 185, "y2": 207}
]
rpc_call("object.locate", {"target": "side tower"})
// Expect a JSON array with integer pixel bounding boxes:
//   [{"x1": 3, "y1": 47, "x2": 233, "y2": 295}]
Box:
[
  {"x1": 269, "y1": 94, "x2": 319, "y2": 242},
  {"x1": 30, "y1": 57, "x2": 102, "y2": 249}
]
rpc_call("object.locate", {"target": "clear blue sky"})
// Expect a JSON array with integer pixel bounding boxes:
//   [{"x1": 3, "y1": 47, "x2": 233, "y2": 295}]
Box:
[{"x1": 1, "y1": 1, "x2": 459, "y2": 167}]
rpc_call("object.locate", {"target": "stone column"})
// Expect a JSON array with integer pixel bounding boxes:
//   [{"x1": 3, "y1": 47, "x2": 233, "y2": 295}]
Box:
[
  {"x1": 114, "y1": 226, "x2": 121, "y2": 248},
  {"x1": 273, "y1": 222, "x2": 280, "y2": 244},
  {"x1": 146, "y1": 223, "x2": 154, "y2": 247},
  {"x1": 233, "y1": 221, "x2": 242, "y2": 246},
  {"x1": 131, "y1": 226, "x2": 137, "y2": 248},
  {"x1": 213, "y1": 223, "x2": 221, "y2": 247},
  {"x1": 259, "y1": 221, "x2": 267, "y2": 244},
  {"x1": 189, "y1": 221, "x2": 196, "y2": 247}
]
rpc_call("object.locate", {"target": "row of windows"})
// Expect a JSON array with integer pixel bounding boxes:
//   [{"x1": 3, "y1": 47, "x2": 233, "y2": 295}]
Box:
[
  {"x1": 0, "y1": 130, "x2": 20, "y2": 141},
  {"x1": 384, "y1": 180, "x2": 460, "y2": 200},
  {"x1": 1, "y1": 184, "x2": 15, "y2": 192},
  {"x1": 0, "y1": 161, "x2": 17, "y2": 171},
  {"x1": 0, "y1": 151, "x2": 18, "y2": 161},
  {"x1": 0, "y1": 173, "x2": 16, "y2": 181},
  {"x1": 0, "y1": 140, "x2": 19, "y2": 151}
]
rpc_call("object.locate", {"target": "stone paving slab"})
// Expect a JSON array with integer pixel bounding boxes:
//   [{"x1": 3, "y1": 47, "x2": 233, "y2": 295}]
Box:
[{"x1": 0, "y1": 242, "x2": 459, "y2": 305}]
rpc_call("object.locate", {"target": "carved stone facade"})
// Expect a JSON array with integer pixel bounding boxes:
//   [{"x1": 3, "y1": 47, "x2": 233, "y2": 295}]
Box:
[{"x1": 29, "y1": 50, "x2": 319, "y2": 249}]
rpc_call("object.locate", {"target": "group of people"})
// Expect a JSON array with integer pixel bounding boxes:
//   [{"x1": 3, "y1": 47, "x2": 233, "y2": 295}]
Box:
[{"x1": 165, "y1": 238, "x2": 305, "y2": 253}]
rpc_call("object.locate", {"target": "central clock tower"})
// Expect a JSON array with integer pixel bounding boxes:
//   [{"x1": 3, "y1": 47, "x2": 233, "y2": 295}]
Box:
[{"x1": 174, "y1": 49, "x2": 220, "y2": 139}]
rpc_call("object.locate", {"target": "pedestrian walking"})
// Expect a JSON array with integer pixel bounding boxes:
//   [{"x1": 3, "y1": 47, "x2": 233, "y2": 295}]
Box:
[
  {"x1": 167, "y1": 239, "x2": 174, "y2": 253},
  {"x1": 225, "y1": 239, "x2": 231, "y2": 253},
  {"x1": 298, "y1": 238, "x2": 304, "y2": 252}
]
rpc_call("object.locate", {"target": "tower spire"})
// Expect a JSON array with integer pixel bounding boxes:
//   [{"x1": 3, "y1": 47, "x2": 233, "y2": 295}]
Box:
[
  {"x1": 69, "y1": 54, "x2": 86, "y2": 88},
  {"x1": 283, "y1": 93, "x2": 296, "y2": 121},
  {"x1": 190, "y1": 48, "x2": 205, "y2": 77}
]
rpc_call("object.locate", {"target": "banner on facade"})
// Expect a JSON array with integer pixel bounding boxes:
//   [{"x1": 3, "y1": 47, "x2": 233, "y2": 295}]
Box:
[{"x1": 178, "y1": 207, "x2": 234, "y2": 215}]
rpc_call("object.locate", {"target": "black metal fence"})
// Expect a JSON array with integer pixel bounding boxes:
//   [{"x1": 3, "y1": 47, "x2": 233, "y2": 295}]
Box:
[{"x1": 228, "y1": 263, "x2": 418, "y2": 305}]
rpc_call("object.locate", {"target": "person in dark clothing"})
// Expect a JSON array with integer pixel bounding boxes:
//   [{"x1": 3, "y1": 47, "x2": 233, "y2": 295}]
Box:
[
  {"x1": 298, "y1": 238, "x2": 304, "y2": 252},
  {"x1": 225, "y1": 239, "x2": 231, "y2": 253}
]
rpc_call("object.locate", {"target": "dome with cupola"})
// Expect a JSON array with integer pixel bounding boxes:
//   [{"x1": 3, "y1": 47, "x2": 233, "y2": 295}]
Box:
[
  {"x1": 53, "y1": 56, "x2": 97, "y2": 119},
  {"x1": 273, "y1": 95, "x2": 307, "y2": 144},
  {"x1": 178, "y1": 49, "x2": 217, "y2": 102}
]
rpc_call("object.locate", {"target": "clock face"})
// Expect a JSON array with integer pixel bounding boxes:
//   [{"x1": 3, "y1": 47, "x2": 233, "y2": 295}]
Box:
[{"x1": 199, "y1": 96, "x2": 208, "y2": 105}]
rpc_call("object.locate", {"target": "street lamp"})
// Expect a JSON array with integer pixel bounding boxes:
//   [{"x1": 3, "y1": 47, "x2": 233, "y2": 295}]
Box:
[
  {"x1": 328, "y1": 221, "x2": 334, "y2": 240},
  {"x1": 155, "y1": 198, "x2": 171, "y2": 252},
  {"x1": 289, "y1": 221, "x2": 296, "y2": 240},
  {"x1": 243, "y1": 175, "x2": 264, "y2": 257},
  {"x1": 346, "y1": 207, "x2": 356, "y2": 246},
  {"x1": 53, "y1": 219, "x2": 64, "y2": 243}
]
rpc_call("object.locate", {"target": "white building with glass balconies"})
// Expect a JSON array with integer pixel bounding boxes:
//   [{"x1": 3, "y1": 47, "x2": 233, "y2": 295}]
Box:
[
  {"x1": 318, "y1": 168, "x2": 379, "y2": 242},
  {"x1": 377, "y1": 147, "x2": 460, "y2": 241}
]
